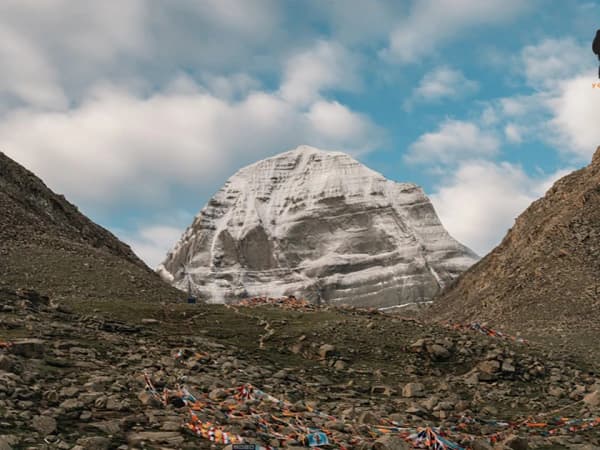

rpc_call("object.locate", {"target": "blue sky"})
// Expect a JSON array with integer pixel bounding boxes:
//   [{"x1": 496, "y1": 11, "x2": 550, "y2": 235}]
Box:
[{"x1": 1, "y1": 0, "x2": 599, "y2": 266}]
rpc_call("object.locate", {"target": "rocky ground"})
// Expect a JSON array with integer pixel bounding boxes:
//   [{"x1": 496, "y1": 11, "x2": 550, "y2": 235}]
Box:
[{"x1": 1, "y1": 291, "x2": 600, "y2": 449}]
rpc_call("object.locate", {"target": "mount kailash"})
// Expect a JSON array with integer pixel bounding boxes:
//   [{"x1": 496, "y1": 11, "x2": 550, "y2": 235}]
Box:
[{"x1": 159, "y1": 146, "x2": 478, "y2": 308}]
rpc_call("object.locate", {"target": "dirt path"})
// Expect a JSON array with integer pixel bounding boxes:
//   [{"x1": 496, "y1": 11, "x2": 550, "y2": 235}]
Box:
[{"x1": 226, "y1": 304, "x2": 275, "y2": 350}]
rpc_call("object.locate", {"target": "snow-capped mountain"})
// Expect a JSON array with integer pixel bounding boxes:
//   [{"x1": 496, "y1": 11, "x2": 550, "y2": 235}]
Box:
[{"x1": 159, "y1": 145, "x2": 478, "y2": 307}]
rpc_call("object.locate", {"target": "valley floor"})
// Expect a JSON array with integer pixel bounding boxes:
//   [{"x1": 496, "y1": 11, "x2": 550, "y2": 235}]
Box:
[{"x1": 0, "y1": 290, "x2": 599, "y2": 449}]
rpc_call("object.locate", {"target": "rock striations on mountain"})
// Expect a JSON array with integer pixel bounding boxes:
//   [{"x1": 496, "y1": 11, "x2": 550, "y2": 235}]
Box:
[
  {"x1": 160, "y1": 146, "x2": 478, "y2": 307},
  {"x1": 0, "y1": 151, "x2": 181, "y2": 301},
  {"x1": 432, "y1": 146, "x2": 600, "y2": 331}
]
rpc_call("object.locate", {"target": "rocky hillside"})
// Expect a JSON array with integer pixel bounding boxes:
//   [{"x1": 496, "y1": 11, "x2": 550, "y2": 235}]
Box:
[
  {"x1": 0, "y1": 152, "x2": 181, "y2": 302},
  {"x1": 160, "y1": 146, "x2": 477, "y2": 308},
  {"x1": 431, "y1": 146, "x2": 600, "y2": 334}
]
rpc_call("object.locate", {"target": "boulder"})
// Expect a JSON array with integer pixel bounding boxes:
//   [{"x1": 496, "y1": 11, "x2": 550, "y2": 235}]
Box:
[
  {"x1": 9, "y1": 339, "x2": 45, "y2": 358},
  {"x1": 402, "y1": 382, "x2": 424, "y2": 398},
  {"x1": 358, "y1": 411, "x2": 380, "y2": 425},
  {"x1": 75, "y1": 437, "x2": 111, "y2": 450},
  {"x1": 372, "y1": 434, "x2": 411, "y2": 449},
  {"x1": 548, "y1": 386, "x2": 565, "y2": 398},
  {"x1": 428, "y1": 344, "x2": 450, "y2": 361},
  {"x1": 333, "y1": 360, "x2": 347, "y2": 370},
  {"x1": 319, "y1": 344, "x2": 336, "y2": 359},
  {"x1": 0, "y1": 355, "x2": 15, "y2": 372},
  {"x1": 0, "y1": 437, "x2": 12, "y2": 450},
  {"x1": 501, "y1": 360, "x2": 516, "y2": 373},
  {"x1": 584, "y1": 390, "x2": 600, "y2": 407},
  {"x1": 503, "y1": 435, "x2": 530, "y2": 450},
  {"x1": 32, "y1": 415, "x2": 57, "y2": 435},
  {"x1": 126, "y1": 431, "x2": 185, "y2": 447},
  {"x1": 477, "y1": 360, "x2": 500, "y2": 375}
]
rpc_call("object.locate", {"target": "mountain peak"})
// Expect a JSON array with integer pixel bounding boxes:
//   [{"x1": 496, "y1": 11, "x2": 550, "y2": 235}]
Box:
[
  {"x1": 277, "y1": 145, "x2": 351, "y2": 160},
  {"x1": 160, "y1": 147, "x2": 477, "y2": 307},
  {"x1": 281, "y1": 144, "x2": 344, "y2": 156},
  {"x1": 235, "y1": 145, "x2": 383, "y2": 182}
]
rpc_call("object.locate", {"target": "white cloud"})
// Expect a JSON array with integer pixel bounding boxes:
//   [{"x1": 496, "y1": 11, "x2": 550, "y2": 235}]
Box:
[
  {"x1": 481, "y1": 37, "x2": 599, "y2": 160},
  {"x1": 180, "y1": 0, "x2": 280, "y2": 36},
  {"x1": 480, "y1": 107, "x2": 499, "y2": 126},
  {"x1": 406, "y1": 120, "x2": 499, "y2": 165},
  {"x1": 0, "y1": 1, "x2": 147, "y2": 109},
  {"x1": 504, "y1": 124, "x2": 523, "y2": 143},
  {"x1": 1, "y1": 75, "x2": 382, "y2": 210},
  {"x1": 121, "y1": 224, "x2": 186, "y2": 268},
  {"x1": 306, "y1": 101, "x2": 382, "y2": 154},
  {"x1": 0, "y1": 1, "x2": 292, "y2": 111},
  {"x1": 279, "y1": 41, "x2": 360, "y2": 106},
  {"x1": 546, "y1": 75, "x2": 600, "y2": 160},
  {"x1": 499, "y1": 95, "x2": 547, "y2": 117},
  {"x1": 309, "y1": 0, "x2": 403, "y2": 45},
  {"x1": 405, "y1": 66, "x2": 479, "y2": 109},
  {"x1": 0, "y1": 27, "x2": 68, "y2": 110},
  {"x1": 521, "y1": 37, "x2": 591, "y2": 88},
  {"x1": 431, "y1": 161, "x2": 570, "y2": 255},
  {"x1": 198, "y1": 73, "x2": 262, "y2": 101},
  {"x1": 382, "y1": 0, "x2": 530, "y2": 63},
  {"x1": 146, "y1": 0, "x2": 288, "y2": 74},
  {"x1": 0, "y1": 1, "x2": 147, "y2": 64},
  {"x1": 395, "y1": 33, "x2": 596, "y2": 259},
  {"x1": 412, "y1": 67, "x2": 479, "y2": 102},
  {"x1": 0, "y1": 3, "x2": 386, "y2": 267}
]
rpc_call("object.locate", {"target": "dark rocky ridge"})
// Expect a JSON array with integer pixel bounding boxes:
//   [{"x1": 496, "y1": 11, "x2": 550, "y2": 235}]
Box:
[
  {"x1": 0, "y1": 152, "x2": 181, "y2": 301},
  {"x1": 431, "y1": 146, "x2": 600, "y2": 335}
]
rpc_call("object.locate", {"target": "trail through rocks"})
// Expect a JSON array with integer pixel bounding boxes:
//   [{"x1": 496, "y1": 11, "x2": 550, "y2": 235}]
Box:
[{"x1": 226, "y1": 304, "x2": 276, "y2": 350}]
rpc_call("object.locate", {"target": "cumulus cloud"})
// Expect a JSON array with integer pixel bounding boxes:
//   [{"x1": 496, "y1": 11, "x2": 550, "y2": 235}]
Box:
[
  {"x1": 521, "y1": 37, "x2": 591, "y2": 88},
  {"x1": 431, "y1": 161, "x2": 571, "y2": 255},
  {"x1": 0, "y1": 27, "x2": 68, "y2": 110},
  {"x1": 120, "y1": 224, "x2": 187, "y2": 268},
  {"x1": 145, "y1": 0, "x2": 288, "y2": 74},
  {"x1": 305, "y1": 0, "x2": 403, "y2": 45},
  {"x1": 198, "y1": 73, "x2": 262, "y2": 101},
  {"x1": 0, "y1": 1, "x2": 147, "y2": 109},
  {"x1": 481, "y1": 37, "x2": 599, "y2": 159},
  {"x1": 0, "y1": 1, "x2": 147, "y2": 65},
  {"x1": 405, "y1": 66, "x2": 479, "y2": 109},
  {"x1": 0, "y1": 1, "x2": 292, "y2": 111},
  {"x1": 279, "y1": 41, "x2": 361, "y2": 106},
  {"x1": 306, "y1": 101, "x2": 382, "y2": 154},
  {"x1": 504, "y1": 124, "x2": 523, "y2": 143},
  {"x1": 405, "y1": 120, "x2": 499, "y2": 165},
  {"x1": 382, "y1": 0, "x2": 530, "y2": 63},
  {"x1": 499, "y1": 94, "x2": 547, "y2": 117},
  {"x1": 0, "y1": 1, "x2": 388, "y2": 266},
  {"x1": 424, "y1": 35, "x2": 597, "y2": 259},
  {"x1": 412, "y1": 67, "x2": 479, "y2": 102},
  {"x1": 1, "y1": 75, "x2": 382, "y2": 209},
  {"x1": 546, "y1": 75, "x2": 600, "y2": 160}
]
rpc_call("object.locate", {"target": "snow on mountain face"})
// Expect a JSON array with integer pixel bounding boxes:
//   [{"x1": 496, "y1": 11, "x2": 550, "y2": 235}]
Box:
[{"x1": 160, "y1": 145, "x2": 478, "y2": 307}]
